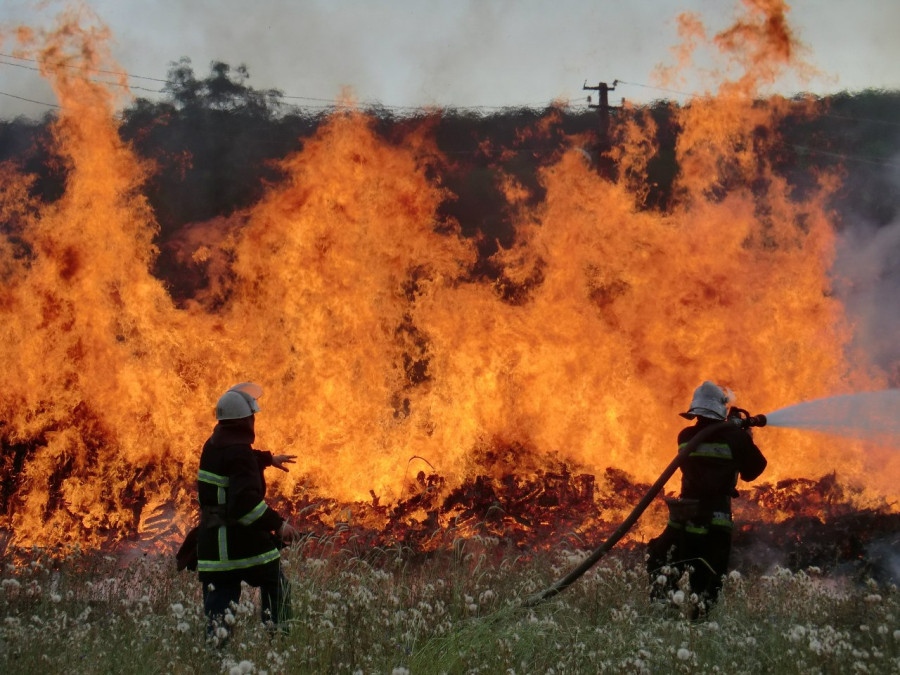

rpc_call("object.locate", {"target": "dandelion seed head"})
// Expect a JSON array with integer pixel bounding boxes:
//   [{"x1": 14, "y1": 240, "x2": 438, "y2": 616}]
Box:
[
  {"x1": 177, "y1": 621, "x2": 190, "y2": 633},
  {"x1": 671, "y1": 590, "x2": 685, "y2": 606},
  {"x1": 170, "y1": 603, "x2": 185, "y2": 618},
  {"x1": 789, "y1": 625, "x2": 807, "y2": 642},
  {"x1": 676, "y1": 648, "x2": 691, "y2": 661},
  {"x1": 391, "y1": 668, "x2": 410, "y2": 675}
]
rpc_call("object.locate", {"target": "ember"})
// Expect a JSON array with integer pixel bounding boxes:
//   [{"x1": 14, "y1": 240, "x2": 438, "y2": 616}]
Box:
[{"x1": 0, "y1": 1, "x2": 897, "y2": 562}]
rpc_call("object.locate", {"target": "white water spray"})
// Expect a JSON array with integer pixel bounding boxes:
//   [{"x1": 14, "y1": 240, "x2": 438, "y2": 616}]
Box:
[{"x1": 763, "y1": 390, "x2": 900, "y2": 443}]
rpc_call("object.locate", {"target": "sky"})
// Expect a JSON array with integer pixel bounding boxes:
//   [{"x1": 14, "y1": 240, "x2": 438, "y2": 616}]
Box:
[{"x1": 1, "y1": 0, "x2": 899, "y2": 120}]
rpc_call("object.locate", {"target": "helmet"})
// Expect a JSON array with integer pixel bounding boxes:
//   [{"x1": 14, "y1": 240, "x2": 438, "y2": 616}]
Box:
[
  {"x1": 680, "y1": 381, "x2": 729, "y2": 420},
  {"x1": 215, "y1": 382, "x2": 263, "y2": 420}
]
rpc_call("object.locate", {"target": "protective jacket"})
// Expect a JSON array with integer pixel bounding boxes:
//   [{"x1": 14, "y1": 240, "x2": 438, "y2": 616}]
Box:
[
  {"x1": 676, "y1": 417, "x2": 767, "y2": 523},
  {"x1": 196, "y1": 417, "x2": 284, "y2": 582}
]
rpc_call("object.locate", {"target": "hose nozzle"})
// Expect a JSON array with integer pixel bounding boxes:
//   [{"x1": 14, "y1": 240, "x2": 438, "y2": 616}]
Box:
[
  {"x1": 742, "y1": 414, "x2": 767, "y2": 429},
  {"x1": 727, "y1": 407, "x2": 767, "y2": 429}
]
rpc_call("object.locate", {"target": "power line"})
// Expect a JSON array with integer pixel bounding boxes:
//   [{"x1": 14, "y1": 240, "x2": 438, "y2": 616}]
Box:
[
  {"x1": 789, "y1": 144, "x2": 900, "y2": 169},
  {"x1": 4, "y1": 51, "x2": 898, "y2": 120},
  {"x1": 615, "y1": 79, "x2": 900, "y2": 128},
  {"x1": 2, "y1": 54, "x2": 896, "y2": 125},
  {"x1": 0, "y1": 89, "x2": 59, "y2": 109},
  {"x1": 0, "y1": 59, "x2": 166, "y2": 94},
  {"x1": 0, "y1": 52, "x2": 168, "y2": 83},
  {"x1": 614, "y1": 79, "x2": 693, "y2": 99},
  {"x1": 0, "y1": 53, "x2": 559, "y2": 113}
]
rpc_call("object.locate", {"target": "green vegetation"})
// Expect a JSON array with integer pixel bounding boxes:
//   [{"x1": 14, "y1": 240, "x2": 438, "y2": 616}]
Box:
[{"x1": 1, "y1": 538, "x2": 897, "y2": 674}]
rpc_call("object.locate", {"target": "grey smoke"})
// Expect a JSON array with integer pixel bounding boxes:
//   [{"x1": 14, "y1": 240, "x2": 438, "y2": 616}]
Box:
[{"x1": 832, "y1": 154, "x2": 900, "y2": 386}]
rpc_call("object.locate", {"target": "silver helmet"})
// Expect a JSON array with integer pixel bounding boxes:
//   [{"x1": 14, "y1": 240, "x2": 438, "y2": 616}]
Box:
[
  {"x1": 680, "y1": 381, "x2": 729, "y2": 420},
  {"x1": 215, "y1": 382, "x2": 263, "y2": 420}
]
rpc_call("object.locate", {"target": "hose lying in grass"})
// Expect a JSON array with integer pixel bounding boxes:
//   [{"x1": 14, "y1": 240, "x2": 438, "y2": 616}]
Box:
[{"x1": 523, "y1": 421, "x2": 735, "y2": 608}]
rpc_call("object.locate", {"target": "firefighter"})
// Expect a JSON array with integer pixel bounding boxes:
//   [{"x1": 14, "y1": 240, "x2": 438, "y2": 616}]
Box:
[
  {"x1": 197, "y1": 382, "x2": 301, "y2": 643},
  {"x1": 647, "y1": 381, "x2": 767, "y2": 617}
]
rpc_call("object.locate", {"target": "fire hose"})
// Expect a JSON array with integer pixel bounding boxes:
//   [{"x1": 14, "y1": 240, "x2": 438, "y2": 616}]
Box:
[{"x1": 523, "y1": 407, "x2": 767, "y2": 608}]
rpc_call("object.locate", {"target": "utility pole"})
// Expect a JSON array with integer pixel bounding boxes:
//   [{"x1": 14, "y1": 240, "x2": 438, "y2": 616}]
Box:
[{"x1": 583, "y1": 79, "x2": 620, "y2": 177}]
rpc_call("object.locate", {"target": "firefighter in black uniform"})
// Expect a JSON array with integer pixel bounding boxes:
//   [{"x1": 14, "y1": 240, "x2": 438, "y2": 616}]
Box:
[
  {"x1": 647, "y1": 381, "x2": 767, "y2": 616},
  {"x1": 197, "y1": 382, "x2": 300, "y2": 642}
]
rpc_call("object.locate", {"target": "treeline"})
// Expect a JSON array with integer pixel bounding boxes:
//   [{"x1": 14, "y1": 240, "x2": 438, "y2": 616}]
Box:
[{"x1": 1, "y1": 60, "x2": 898, "y2": 295}]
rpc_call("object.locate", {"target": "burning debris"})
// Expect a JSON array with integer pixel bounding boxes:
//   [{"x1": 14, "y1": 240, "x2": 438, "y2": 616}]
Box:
[
  {"x1": 0, "y1": 1, "x2": 898, "y2": 568},
  {"x1": 270, "y1": 455, "x2": 900, "y2": 583}
]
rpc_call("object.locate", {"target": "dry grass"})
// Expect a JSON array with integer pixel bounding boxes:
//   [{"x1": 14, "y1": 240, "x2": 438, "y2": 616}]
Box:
[{"x1": 1, "y1": 536, "x2": 898, "y2": 674}]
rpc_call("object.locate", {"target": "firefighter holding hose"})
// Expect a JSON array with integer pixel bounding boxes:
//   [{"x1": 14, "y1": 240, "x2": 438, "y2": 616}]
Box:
[
  {"x1": 647, "y1": 381, "x2": 767, "y2": 618},
  {"x1": 196, "y1": 382, "x2": 301, "y2": 643}
]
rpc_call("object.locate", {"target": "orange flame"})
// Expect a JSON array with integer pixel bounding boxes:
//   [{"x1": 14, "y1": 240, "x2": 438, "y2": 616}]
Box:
[{"x1": 0, "y1": 1, "x2": 895, "y2": 552}]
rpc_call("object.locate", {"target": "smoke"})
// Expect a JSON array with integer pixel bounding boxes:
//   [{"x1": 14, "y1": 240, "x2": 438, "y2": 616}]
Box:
[
  {"x1": 868, "y1": 533, "x2": 900, "y2": 584},
  {"x1": 832, "y1": 152, "x2": 900, "y2": 386}
]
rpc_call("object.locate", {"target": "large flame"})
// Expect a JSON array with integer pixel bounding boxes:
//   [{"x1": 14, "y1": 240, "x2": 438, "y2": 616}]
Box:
[{"x1": 0, "y1": 1, "x2": 895, "y2": 552}]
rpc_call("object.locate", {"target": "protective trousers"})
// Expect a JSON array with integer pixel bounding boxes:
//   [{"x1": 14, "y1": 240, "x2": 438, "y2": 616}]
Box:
[
  {"x1": 202, "y1": 560, "x2": 293, "y2": 640},
  {"x1": 647, "y1": 518, "x2": 732, "y2": 607}
]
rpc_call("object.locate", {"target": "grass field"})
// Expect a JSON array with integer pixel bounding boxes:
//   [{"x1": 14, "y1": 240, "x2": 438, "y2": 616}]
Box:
[{"x1": 1, "y1": 536, "x2": 898, "y2": 674}]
